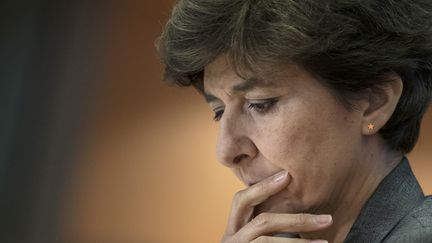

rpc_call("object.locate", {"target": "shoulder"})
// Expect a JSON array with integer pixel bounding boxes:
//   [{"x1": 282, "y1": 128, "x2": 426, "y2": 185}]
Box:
[{"x1": 384, "y1": 196, "x2": 432, "y2": 242}]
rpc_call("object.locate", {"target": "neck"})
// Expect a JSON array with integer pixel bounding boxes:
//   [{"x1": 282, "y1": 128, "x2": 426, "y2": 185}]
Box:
[{"x1": 301, "y1": 137, "x2": 403, "y2": 242}]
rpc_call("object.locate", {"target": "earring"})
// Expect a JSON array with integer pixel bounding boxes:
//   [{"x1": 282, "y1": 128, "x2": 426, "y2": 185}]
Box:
[{"x1": 367, "y1": 122, "x2": 375, "y2": 130}]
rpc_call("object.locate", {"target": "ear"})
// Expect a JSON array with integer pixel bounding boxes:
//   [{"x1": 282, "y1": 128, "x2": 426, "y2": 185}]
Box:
[{"x1": 361, "y1": 74, "x2": 403, "y2": 135}]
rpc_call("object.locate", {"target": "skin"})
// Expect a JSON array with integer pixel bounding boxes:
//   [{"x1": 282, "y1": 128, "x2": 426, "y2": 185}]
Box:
[{"x1": 202, "y1": 55, "x2": 404, "y2": 242}]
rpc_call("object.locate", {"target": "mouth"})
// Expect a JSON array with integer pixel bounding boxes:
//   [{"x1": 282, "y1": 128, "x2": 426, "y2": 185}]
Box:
[
  {"x1": 244, "y1": 171, "x2": 287, "y2": 187},
  {"x1": 246, "y1": 180, "x2": 260, "y2": 187},
  {"x1": 243, "y1": 170, "x2": 287, "y2": 187},
  {"x1": 247, "y1": 182, "x2": 256, "y2": 187}
]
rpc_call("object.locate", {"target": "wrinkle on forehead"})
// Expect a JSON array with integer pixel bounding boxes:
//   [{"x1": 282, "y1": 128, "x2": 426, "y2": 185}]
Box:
[{"x1": 203, "y1": 54, "x2": 302, "y2": 93}]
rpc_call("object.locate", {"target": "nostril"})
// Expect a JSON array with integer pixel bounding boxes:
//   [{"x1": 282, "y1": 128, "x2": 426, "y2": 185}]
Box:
[{"x1": 233, "y1": 154, "x2": 248, "y2": 164}]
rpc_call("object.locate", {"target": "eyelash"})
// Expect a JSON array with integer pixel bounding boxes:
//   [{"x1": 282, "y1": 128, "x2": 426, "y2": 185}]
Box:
[
  {"x1": 212, "y1": 99, "x2": 278, "y2": 122},
  {"x1": 213, "y1": 110, "x2": 224, "y2": 122}
]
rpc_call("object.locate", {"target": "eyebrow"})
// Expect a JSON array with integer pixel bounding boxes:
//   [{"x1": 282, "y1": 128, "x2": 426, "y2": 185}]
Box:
[{"x1": 204, "y1": 77, "x2": 275, "y2": 103}]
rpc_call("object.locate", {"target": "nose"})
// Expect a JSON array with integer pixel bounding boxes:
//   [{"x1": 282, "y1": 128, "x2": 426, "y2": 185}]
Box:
[{"x1": 216, "y1": 110, "x2": 257, "y2": 168}]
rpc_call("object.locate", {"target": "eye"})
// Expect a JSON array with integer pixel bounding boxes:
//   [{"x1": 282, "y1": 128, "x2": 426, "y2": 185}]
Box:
[
  {"x1": 248, "y1": 99, "x2": 278, "y2": 113},
  {"x1": 213, "y1": 109, "x2": 224, "y2": 122}
]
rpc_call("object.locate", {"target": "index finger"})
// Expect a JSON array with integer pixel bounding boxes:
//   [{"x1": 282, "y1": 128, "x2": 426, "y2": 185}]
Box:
[{"x1": 224, "y1": 170, "x2": 291, "y2": 236}]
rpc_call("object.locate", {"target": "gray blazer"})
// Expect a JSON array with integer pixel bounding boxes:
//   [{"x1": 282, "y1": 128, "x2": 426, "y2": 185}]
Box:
[{"x1": 345, "y1": 156, "x2": 432, "y2": 242}]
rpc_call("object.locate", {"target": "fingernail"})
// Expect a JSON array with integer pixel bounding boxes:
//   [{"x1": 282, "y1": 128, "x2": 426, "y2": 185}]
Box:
[
  {"x1": 314, "y1": 215, "x2": 332, "y2": 224},
  {"x1": 310, "y1": 240, "x2": 328, "y2": 243},
  {"x1": 273, "y1": 170, "x2": 288, "y2": 182}
]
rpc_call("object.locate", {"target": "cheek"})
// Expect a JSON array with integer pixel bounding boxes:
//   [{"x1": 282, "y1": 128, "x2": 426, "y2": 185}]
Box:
[
  {"x1": 257, "y1": 105, "x2": 329, "y2": 172},
  {"x1": 253, "y1": 107, "x2": 333, "y2": 208},
  {"x1": 277, "y1": 123, "x2": 326, "y2": 179},
  {"x1": 255, "y1": 100, "x2": 357, "y2": 192}
]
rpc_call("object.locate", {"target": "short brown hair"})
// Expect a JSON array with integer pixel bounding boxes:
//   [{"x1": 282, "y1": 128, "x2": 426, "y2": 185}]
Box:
[{"x1": 157, "y1": 0, "x2": 432, "y2": 153}]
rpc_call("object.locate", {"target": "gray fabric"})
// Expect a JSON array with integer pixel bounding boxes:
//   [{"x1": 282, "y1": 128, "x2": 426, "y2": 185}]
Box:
[{"x1": 345, "y1": 156, "x2": 432, "y2": 242}]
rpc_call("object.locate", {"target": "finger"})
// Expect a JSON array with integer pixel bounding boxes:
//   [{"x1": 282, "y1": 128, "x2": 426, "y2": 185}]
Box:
[
  {"x1": 224, "y1": 170, "x2": 291, "y2": 235},
  {"x1": 250, "y1": 236, "x2": 328, "y2": 243},
  {"x1": 236, "y1": 213, "x2": 333, "y2": 242}
]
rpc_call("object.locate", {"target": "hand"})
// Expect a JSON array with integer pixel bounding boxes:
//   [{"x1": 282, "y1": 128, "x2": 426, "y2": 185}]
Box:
[{"x1": 221, "y1": 170, "x2": 332, "y2": 243}]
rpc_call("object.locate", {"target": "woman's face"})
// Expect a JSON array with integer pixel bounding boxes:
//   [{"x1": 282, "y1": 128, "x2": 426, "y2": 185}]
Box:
[{"x1": 203, "y1": 55, "x2": 367, "y2": 215}]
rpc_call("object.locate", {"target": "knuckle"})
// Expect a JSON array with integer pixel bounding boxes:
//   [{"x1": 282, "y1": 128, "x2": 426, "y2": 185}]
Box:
[
  {"x1": 251, "y1": 213, "x2": 272, "y2": 228},
  {"x1": 233, "y1": 190, "x2": 246, "y2": 205},
  {"x1": 222, "y1": 234, "x2": 240, "y2": 243},
  {"x1": 250, "y1": 236, "x2": 270, "y2": 243},
  {"x1": 253, "y1": 181, "x2": 267, "y2": 192},
  {"x1": 294, "y1": 213, "x2": 308, "y2": 226},
  {"x1": 220, "y1": 235, "x2": 230, "y2": 243}
]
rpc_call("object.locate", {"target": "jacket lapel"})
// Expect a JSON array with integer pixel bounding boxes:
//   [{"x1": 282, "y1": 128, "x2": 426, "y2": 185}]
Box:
[{"x1": 344, "y1": 157, "x2": 425, "y2": 242}]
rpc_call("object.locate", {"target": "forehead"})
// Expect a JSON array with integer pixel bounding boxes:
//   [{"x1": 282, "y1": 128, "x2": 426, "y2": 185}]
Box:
[{"x1": 203, "y1": 55, "x2": 301, "y2": 91}]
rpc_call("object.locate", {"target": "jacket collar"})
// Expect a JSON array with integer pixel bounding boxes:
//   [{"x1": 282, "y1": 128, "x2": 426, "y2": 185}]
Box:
[{"x1": 344, "y1": 156, "x2": 425, "y2": 242}]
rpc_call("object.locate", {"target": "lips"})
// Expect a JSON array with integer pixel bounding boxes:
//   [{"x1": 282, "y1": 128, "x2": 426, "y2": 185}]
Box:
[
  {"x1": 247, "y1": 181, "x2": 258, "y2": 187},
  {"x1": 242, "y1": 170, "x2": 284, "y2": 187},
  {"x1": 243, "y1": 171, "x2": 286, "y2": 187},
  {"x1": 245, "y1": 179, "x2": 262, "y2": 187}
]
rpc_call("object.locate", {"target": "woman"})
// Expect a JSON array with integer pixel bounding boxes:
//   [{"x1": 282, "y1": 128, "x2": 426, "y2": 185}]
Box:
[{"x1": 157, "y1": 0, "x2": 432, "y2": 242}]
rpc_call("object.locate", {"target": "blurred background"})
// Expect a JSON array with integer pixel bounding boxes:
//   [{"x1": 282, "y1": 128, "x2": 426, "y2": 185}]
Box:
[{"x1": 1, "y1": 1, "x2": 431, "y2": 243}]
